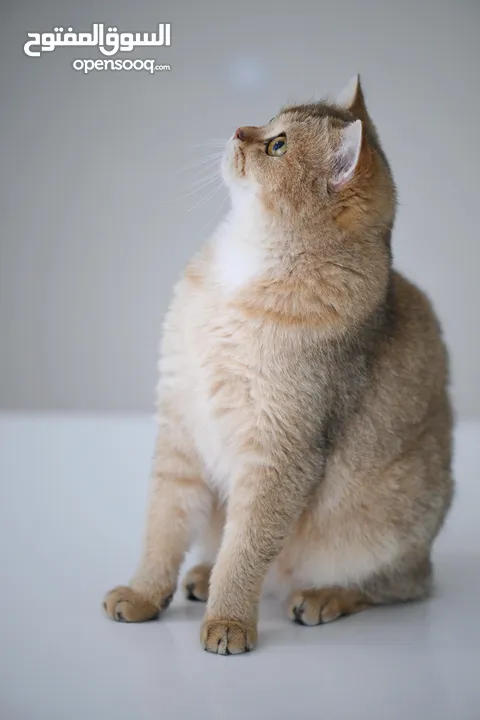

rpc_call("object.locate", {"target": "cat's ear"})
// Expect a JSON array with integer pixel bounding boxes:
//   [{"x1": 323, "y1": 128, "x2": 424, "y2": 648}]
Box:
[
  {"x1": 336, "y1": 75, "x2": 379, "y2": 141},
  {"x1": 336, "y1": 75, "x2": 364, "y2": 116},
  {"x1": 330, "y1": 119, "x2": 363, "y2": 191}
]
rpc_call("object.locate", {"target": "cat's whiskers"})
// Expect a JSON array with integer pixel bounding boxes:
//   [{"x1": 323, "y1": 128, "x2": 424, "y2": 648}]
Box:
[
  {"x1": 197, "y1": 193, "x2": 229, "y2": 237},
  {"x1": 162, "y1": 175, "x2": 222, "y2": 204},
  {"x1": 176, "y1": 152, "x2": 224, "y2": 176},
  {"x1": 187, "y1": 180, "x2": 225, "y2": 212},
  {"x1": 165, "y1": 142, "x2": 226, "y2": 206},
  {"x1": 188, "y1": 171, "x2": 222, "y2": 189}
]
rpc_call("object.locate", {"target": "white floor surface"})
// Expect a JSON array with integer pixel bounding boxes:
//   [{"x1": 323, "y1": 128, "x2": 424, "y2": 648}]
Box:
[{"x1": 1, "y1": 414, "x2": 479, "y2": 720}]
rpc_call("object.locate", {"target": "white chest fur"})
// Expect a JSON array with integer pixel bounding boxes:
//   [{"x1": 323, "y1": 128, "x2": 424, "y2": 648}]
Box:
[
  {"x1": 183, "y1": 195, "x2": 276, "y2": 495},
  {"x1": 214, "y1": 235, "x2": 265, "y2": 291},
  {"x1": 212, "y1": 195, "x2": 273, "y2": 293}
]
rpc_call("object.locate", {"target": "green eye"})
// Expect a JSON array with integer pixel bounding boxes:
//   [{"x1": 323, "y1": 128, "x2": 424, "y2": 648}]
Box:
[{"x1": 266, "y1": 136, "x2": 287, "y2": 157}]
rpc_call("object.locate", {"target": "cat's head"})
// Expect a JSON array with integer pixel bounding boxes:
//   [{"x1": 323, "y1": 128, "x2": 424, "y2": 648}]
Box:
[{"x1": 222, "y1": 76, "x2": 396, "y2": 237}]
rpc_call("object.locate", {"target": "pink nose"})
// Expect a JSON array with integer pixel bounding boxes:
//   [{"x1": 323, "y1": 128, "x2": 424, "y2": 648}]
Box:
[{"x1": 234, "y1": 127, "x2": 246, "y2": 141}]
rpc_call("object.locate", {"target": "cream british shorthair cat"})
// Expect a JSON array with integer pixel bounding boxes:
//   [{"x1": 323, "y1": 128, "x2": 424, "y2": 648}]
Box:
[{"x1": 104, "y1": 77, "x2": 453, "y2": 655}]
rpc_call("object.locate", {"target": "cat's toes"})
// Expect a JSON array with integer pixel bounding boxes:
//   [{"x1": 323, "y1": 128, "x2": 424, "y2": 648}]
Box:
[
  {"x1": 183, "y1": 563, "x2": 212, "y2": 602},
  {"x1": 200, "y1": 618, "x2": 257, "y2": 655},
  {"x1": 103, "y1": 586, "x2": 169, "y2": 623},
  {"x1": 289, "y1": 589, "x2": 341, "y2": 626},
  {"x1": 289, "y1": 587, "x2": 370, "y2": 626}
]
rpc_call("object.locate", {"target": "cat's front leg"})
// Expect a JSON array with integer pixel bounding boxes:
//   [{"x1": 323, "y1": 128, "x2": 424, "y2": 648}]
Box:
[
  {"x1": 103, "y1": 416, "x2": 211, "y2": 623},
  {"x1": 201, "y1": 452, "x2": 322, "y2": 654}
]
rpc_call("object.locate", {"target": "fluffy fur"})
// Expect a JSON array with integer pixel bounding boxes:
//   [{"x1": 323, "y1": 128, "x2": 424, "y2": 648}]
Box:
[{"x1": 104, "y1": 76, "x2": 454, "y2": 655}]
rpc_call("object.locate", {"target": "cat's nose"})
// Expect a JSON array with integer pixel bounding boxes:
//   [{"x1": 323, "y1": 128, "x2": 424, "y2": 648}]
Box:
[{"x1": 234, "y1": 127, "x2": 246, "y2": 141}]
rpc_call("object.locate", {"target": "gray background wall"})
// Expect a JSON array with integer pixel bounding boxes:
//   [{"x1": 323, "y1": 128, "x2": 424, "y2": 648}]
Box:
[{"x1": 1, "y1": 0, "x2": 479, "y2": 419}]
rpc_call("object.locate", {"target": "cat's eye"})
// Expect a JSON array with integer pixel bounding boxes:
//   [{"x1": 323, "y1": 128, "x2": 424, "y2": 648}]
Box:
[{"x1": 266, "y1": 136, "x2": 287, "y2": 157}]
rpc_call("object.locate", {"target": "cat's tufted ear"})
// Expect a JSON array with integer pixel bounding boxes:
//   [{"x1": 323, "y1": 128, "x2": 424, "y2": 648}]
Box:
[
  {"x1": 330, "y1": 119, "x2": 363, "y2": 191},
  {"x1": 336, "y1": 75, "x2": 364, "y2": 116},
  {"x1": 336, "y1": 75, "x2": 379, "y2": 141}
]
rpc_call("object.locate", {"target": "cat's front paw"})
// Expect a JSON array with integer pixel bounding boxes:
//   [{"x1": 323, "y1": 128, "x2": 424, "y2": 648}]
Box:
[
  {"x1": 103, "y1": 586, "x2": 171, "y2": 623},
  {"x1": 200, "y1": 618, "x2": 257, "y2": 655}
]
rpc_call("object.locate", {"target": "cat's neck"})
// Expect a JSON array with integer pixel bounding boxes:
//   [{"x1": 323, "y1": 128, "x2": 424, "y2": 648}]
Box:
[{"x1": 212, "y1": 194, "x2": 281, "y2": 292}]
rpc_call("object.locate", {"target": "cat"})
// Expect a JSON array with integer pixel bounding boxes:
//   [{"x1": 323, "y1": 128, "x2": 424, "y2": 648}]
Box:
[{"x1": 104, "y1": 76, "x2": 454, "y2": 655}]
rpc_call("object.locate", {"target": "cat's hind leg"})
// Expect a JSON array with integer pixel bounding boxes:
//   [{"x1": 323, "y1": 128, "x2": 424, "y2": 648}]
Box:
[
  {"x1": 288, "y1": 555, "x2": 432, "y2": 626},
  {"x1": 289, "y1": 586, "x2": 372, "y2": 626}
]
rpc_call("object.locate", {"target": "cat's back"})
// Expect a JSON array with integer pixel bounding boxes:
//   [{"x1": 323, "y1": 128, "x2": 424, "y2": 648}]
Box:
[
  {"x1": 386, "y1": 270, "x2": 449, "y2": 396},
  {"x1": 333, "y1": 269, "x2": 452, "y2": 479}
]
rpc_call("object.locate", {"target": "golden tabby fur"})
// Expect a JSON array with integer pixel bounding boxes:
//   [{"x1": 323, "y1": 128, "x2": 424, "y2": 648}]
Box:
[{"x1": 104, "y1": 77, "x2": 453, "y2": 654}]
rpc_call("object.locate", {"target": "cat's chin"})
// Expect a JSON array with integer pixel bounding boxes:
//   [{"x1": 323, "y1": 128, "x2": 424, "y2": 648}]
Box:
[
  {"x1": 221, "y1": 161, "x2": 243, "y2": 188},
  {"x1": 222, "y1": 159, "x2": 258, "y2": 206}
]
